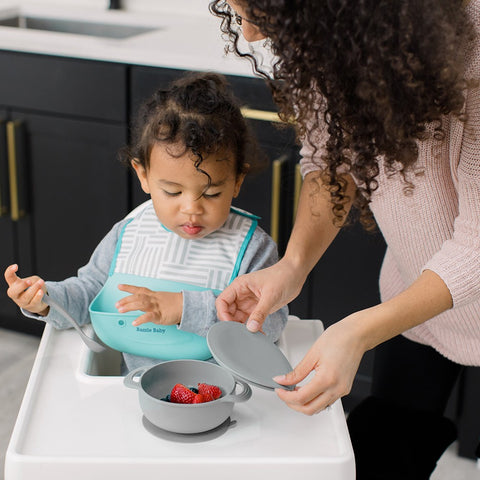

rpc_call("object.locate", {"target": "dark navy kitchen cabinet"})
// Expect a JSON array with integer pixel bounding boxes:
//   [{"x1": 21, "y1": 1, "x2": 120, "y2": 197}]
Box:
[
  {"x1": 0, "y1": 108, "x2": 21, "y2": 330},
  {"x1": 0, "y1": 51, "x2": 129, "y2": 335}
]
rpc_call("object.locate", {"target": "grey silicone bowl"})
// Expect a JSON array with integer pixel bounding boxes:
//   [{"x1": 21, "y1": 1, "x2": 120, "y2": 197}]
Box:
[{"x1": 124, "y1": 359, "x2": 252, "y2": 434}]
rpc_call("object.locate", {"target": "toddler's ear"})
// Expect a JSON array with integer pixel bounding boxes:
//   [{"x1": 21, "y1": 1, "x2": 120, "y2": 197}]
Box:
[
  {"x1": 233, "y1": 170, "x2": 247, "y2": 198},
  {"x1": 131, "y1": 159, "x2": 150, "y2": 194}
]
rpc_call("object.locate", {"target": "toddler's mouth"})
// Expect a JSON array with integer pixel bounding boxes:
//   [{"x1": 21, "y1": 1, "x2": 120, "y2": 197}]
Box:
[{"x1": 181, "y1": 224, "x2": 203, "y2": 236}]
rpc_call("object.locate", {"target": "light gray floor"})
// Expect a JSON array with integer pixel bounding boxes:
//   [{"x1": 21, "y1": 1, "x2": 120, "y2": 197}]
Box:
[
  {"x1": 1, "y1": 328, "x2": 40, "y2": 480},
  {"x1": 1, "y1": 327, "x2": 479, "y2": 480}
]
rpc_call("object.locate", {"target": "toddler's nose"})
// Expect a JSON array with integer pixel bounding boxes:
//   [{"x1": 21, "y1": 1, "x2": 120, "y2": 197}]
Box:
[{"x1": 181, "y1": 197, "x2": 204, "y2": 215}]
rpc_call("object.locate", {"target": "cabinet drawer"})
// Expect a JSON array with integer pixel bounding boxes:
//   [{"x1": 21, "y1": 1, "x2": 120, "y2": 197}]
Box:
[
  {"x1": 130, "y1": 66, "x2": 278, "y2": 113},
  {"x1": 0, "y1": 51, "x2": 127, "y2": 122},
  {"x1": 130, "y1": 66, "x2": 185, "y2": 115},
  {"x1": 227, "y1": 74, "x2": 277, "y2": 111},
  {"x1": 130, "y1": 66, "x2": 295, "y2": 146}
]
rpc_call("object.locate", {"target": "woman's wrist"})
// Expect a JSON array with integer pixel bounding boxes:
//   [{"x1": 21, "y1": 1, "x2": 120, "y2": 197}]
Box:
[
  {"x1": 278, "y1": 252, "x2": 311, "y2": 286},
  {"x1": 341, "y1": 302, "x2": 412, "y2": 354},
  {"x1": 336, "y1": 311, "x2": 375, "y2": 354},
  {"x1": 340, "y1": 270, "x2": 453, "y2": 353}
]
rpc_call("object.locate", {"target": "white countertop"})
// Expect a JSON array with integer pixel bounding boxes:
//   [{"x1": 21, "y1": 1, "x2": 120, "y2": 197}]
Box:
[
  {"x1": 5, "y1": 318, "x2": 355, "y2": 480},
  {"x1": 0, "y1": 2, "x2": 269, "y2": 76}
]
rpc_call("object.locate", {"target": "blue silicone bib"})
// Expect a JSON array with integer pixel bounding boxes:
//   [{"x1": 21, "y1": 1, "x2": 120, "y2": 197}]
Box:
[{"x1": 89, "y1": 273, "x2": 215, "y2": 360}]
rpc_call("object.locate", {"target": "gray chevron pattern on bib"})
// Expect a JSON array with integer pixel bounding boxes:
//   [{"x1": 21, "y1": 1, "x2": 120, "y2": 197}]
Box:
[{"x1": 114, "y1": 202, "x2": 255, "y2": 290}]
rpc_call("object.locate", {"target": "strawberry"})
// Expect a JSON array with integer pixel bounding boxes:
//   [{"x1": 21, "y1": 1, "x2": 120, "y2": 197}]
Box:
[
  {"x1": 192, "y1": 393, "x2": 206, "y2": 404},
  {"x1": 170, "y1": 384, "x2": 196, "y2": 404},
  {"x1": 198, "y1": 383, "x2": 222, "y2": 401}
]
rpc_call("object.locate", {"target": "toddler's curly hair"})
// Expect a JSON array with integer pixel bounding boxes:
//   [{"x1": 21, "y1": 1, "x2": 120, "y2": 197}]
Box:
[{"x1": 124, "y1": 71, "x2": 263, "y2": 188}]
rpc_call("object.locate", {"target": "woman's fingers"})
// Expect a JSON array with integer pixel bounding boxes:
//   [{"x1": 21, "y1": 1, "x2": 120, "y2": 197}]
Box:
[
  {"x1": 215, "y1": 284, "x2": 239, "y2": 321},
  {"x1": 276, "y1": 387, "x2": 337, "y2": 415},
  {"x1": 275, "y1": 370, "x2": 340, "y2": 415},
  {"x1": 273, "y1": 351, "x2": 316, "y2": 387},
  {"x1": 216, "y1": 278, "x2": 280, "y2": 330},
  {"x1": 216, "y1": 282, "x2": 260, "y2": 323},
  {"x1": 273, "y1": 338, "x2": 349, "y2": 414},
  {"x1": 245, "y1": 297, "x2": 271, "y2": 332}
]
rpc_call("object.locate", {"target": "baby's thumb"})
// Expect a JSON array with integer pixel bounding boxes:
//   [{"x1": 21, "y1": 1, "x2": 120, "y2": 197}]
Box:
[{"x1": 4, "y1": 264, "x2": 19, "y2": 285}]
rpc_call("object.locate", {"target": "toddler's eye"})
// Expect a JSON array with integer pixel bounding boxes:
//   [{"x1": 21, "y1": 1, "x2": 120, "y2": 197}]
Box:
[
  {"x1": 163, "y1": 190, "x2": 181, "y2": 197},
  {"x1": 203, "y1": 192, "x2": 221, "y2": 199}
]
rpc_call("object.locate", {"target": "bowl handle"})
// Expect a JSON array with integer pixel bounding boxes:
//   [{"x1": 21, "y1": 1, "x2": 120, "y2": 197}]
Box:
[
  {"x1": 123, "y1": 366, "x2": 148, "y2": 389},
  {"x1": 221, "y1": 379, "x2": 252, "y2": 403}
]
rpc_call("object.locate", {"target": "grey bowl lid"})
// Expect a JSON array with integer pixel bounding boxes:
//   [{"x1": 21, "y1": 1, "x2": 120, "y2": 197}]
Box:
[{"x1": 206, "y1": 322, "x2": 295, "y2": 391}]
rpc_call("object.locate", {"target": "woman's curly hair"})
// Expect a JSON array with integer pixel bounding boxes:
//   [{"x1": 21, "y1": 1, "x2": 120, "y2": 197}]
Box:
[
  {"x1": 209, "y1": 0, "x2": 472, "y2": 228},
  {"x1": 124, "y1": 71, "x2": 263, "y2": 189}
]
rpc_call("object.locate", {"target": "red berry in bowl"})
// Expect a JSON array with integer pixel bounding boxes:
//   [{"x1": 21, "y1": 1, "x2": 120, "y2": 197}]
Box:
[
  {"x1": 170, "y1": 384, "x2": 196, "y2": 404},
  {"x1": 192, "y1": 393, "x2": 206, "y2": 404},
  {"x1": 198, "y1": 383, "x2": 222, "y2": 401}
]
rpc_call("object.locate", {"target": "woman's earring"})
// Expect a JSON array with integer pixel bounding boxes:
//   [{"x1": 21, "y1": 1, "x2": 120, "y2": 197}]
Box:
[{"x1": 234, "y1": 13, "x2": 243, "y2": 25}]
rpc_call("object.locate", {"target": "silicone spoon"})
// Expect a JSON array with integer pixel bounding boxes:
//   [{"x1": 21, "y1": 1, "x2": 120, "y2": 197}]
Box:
[{"x1": 42, "y1": 295, "x2": 107, "y2": 352}]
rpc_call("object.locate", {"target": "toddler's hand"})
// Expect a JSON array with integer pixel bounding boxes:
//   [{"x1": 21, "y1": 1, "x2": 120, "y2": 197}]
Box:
[
  {"x1": 4, "y1": 264, "x2": 49, "y2": 316},
  {"x1": 115, "y1": 284, "x2": 183, "y2": 326}
]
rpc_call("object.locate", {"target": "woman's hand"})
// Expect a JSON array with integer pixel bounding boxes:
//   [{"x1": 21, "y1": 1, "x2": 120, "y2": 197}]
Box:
[
  {"x1": 116, "y1": 284, "x2": 183, "y2": 326},
  {"x1": 215, "y1": 257, "x2": 307, "y2": 332},
  {"x1": 273, "y1": 315, "x2": 367, "y2": 414},
  {"x1": 272, "y1": 269, "x2": 455, "y2": 415},
  {"x1": 4, "y1": 264, "x2": 49, "y2": 316},
  {"x1": 216, "y1": 171, "x2": 352, "y2": 333}
]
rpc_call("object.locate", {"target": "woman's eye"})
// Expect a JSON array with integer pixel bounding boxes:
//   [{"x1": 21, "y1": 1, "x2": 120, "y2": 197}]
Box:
[{"x1": 163, "y1": 190, "x2": 181, "y2": 197}]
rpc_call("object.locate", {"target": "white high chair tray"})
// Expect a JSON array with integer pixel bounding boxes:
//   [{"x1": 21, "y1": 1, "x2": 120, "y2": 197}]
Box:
[{"x1": 5, "y1": 317, "x2": 355, "y2": 480}]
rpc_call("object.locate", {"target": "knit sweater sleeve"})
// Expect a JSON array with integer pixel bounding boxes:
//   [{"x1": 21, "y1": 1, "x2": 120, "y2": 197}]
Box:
[
  {"x1": 299, "y1": 110, "x2": 330, "y2": 178},
  {"x1": 298, "y1": 102, "x2": 352, "y2": 178},
  {"x1": 422, "y1": 83, "x2": 480, "y2": 308}
]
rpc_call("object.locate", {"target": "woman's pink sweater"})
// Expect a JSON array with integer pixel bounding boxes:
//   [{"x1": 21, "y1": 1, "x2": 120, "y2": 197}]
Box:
[{"x1": 300, "y1": 1, "x2": 480, "y2": 366}]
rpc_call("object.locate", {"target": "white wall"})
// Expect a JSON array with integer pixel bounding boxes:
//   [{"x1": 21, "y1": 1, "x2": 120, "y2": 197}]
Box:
[
  {"x1": 0, "y1": 0, "x2": 211, "y2": 16},
  {"x1": 109, "y1": 0, "x2": 210, "y2": 16}
]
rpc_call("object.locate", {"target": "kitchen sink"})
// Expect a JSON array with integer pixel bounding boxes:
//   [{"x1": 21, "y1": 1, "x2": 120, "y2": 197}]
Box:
[{"x1": 0, "y1": 14, "x2": 159, "y2": 39}]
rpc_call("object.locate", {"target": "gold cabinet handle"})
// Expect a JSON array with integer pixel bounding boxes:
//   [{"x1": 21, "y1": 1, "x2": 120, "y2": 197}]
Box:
[
  {"x1": 293, "y1": 163, "x2": 303, "y2": 223},
  {"x1": 270, "y1": 155, "x2": 288, "y2": 244},
  {"x1": 0, "y1": 119, "x2": 8, "y2": 217},
  {"x1": 241, "y1": 107, "x2": 282, "y2": 123},
  {"x1": 7, "y1": 120, "x2": 23, "y2": 221}
]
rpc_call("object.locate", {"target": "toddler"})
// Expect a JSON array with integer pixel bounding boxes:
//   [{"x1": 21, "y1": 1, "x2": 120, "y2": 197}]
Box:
[{"x1": 4, "y1": 71, "x2": 288, "y2": 372}]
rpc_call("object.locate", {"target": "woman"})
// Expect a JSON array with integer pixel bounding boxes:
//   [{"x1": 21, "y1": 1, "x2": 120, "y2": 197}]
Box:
[{"x1": 209, "y1": 0, "x2": 480, "y2": 477}]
